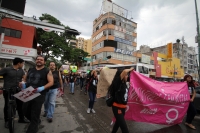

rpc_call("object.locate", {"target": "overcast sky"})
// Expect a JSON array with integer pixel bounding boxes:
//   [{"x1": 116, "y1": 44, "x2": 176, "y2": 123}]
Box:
[{"x1": 24, "y1": 0, "x2": 199, "y2": 49}]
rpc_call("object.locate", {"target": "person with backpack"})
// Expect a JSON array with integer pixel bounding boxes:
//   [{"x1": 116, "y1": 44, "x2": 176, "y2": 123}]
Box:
[
  {"x1": 86, "y1": 70, "x2": 98, "y2": 113},
  {"x1": 108, "y1": 68, "x2": 134, "y2": 133},
  {"x1": 21, "y1": 55, "x2": 53, "y2": 133}
]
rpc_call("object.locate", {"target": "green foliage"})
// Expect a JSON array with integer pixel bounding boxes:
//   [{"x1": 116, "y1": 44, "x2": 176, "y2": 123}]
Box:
[
  {"x1": 45, "y1": 57, "x2": 62, "y2": 69},
  {"x1": 36, "y1": 13, "x2": 89, "y2": 66}
]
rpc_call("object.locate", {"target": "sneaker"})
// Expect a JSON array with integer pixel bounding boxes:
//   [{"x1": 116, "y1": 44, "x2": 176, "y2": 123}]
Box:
[
  {"x1": 47, "y1": 118, "x2": 52, "y2": 123},
  {"x1": 87, "y1": 108, "x2": 91, "y2": 114},
  {"x1": 43, "y1": 112, "x2": 47, "y2": 117},
  {"x1": 91, "y1": 109, "x2": 96, "y2": 113}
]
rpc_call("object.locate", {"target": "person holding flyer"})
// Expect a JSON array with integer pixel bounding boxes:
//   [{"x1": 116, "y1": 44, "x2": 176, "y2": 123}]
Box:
[
  {"x1": 108, "y1": 68, "x2": 134, "y2": 133},
  {"x1": 21, "y1": 55, "x2": 53, "y2": 133},
  {"x1": 43, "y1": 61, "x2": 63, "y2": 122}
]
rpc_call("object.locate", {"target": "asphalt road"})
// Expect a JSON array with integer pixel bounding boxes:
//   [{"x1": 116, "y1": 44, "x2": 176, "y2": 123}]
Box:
[
  {"x1": 63, "y1": 84, "x2": 200, "y2": 133},
  {"x1": 0, "y1": 81, "x2": 200, "y2": 133}
]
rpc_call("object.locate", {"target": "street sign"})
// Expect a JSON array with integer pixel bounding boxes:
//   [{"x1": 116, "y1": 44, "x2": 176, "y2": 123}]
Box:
[{"x1": 84, "y1": 57, "x2": 92, "y2": 61}]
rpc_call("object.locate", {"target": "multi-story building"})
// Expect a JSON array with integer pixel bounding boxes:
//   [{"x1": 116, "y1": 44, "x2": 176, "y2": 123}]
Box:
[
  {"x1": 139, "y1": 41, "x2": 198, "y2": 79},
  {"x1": 69, "y1": 40, "x2": 77, "y2": 48},
  {"x1": 0, "y1": 18, "x2": 37, "y2": 70},
  {"x1": 76, "y1": 37, "x2": 84, "y2": 49},
  {"x1": 91, "y1": 0, "x2": 137, "y2": 66},
  {"x1": 83, "y1": 39, "x2": 92, "y2": 56}
]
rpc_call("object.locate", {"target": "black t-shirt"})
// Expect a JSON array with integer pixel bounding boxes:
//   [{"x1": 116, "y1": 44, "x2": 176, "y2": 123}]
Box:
[
  {"x1": 50, "y1": 70, "x2": 59, "y2": 89},
  {"x1": 88, "y1": 76, "x2": 98, "y2": 93},
  {"x1": 26, "y1": 67, "x2": 49, "y2": 95},
  {"x1": 0, "y1": 67, "x2": 25, "y2": 89},
  {"x1": 69, "y1": 75, "x2": 76, "y2": 83},
  {"x1": 114, "y1": 82, "x2": 128, "y2": 105}
]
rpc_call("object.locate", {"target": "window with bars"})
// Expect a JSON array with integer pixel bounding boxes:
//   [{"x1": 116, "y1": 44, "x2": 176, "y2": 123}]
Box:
[{"x1": 0, "y1": 27, "x2": 22, "y2": 38}]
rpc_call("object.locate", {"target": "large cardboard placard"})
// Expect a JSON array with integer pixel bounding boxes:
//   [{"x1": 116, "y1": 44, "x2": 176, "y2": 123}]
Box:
[
  {"x1": 14, "y1": 86, "x2": 41, "y2": 102},
  {"x1": 97, "y1": 69, "x2": 117, "y2": 98}
]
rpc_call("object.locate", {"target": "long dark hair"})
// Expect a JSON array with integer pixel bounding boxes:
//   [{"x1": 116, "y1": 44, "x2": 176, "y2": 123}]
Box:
[
  {"x1": 184, "y1": 74, "x2": 195, "y2": 87},
  {"x1": 108, "y1": 69, "x2": 123, "y2": 96}
]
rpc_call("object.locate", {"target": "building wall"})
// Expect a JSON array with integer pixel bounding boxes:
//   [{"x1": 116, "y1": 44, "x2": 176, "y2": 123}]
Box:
[
  {"x1": 84, "y1": 39, "x2": 92, "y2": 56},
  {"x1": 156, "y1": 53, "x2": 184, "y2": 79},
  {"x1": 1, "y1": 18, "x2": 36, "y2": 48},
  {"x1": 92, "y1": 12, "x2": 137, "y2": 65},
  {"x1": 77, "y1": 37, "x2": 84, "y2": 49}
]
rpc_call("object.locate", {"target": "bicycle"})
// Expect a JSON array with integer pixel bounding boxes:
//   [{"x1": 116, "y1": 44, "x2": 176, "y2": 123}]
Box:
[{"x1": 0, "y1": 87, "x2": 17, "y2": 133}]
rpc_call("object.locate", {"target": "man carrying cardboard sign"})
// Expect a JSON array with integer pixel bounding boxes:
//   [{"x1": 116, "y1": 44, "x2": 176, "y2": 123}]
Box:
[{"x1": 21, "y1": 55, "x2": 53, "y2": 133}]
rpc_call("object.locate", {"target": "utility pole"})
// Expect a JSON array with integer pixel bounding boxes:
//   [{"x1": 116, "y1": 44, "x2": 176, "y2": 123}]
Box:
[{"x1": 194, "y1": 0, "x2": 200, "y2": 81}]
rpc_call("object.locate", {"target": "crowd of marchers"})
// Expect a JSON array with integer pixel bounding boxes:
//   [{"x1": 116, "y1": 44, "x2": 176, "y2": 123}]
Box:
[{"x1": 0, "y1": 56, "x2": 198, "y2": 133}]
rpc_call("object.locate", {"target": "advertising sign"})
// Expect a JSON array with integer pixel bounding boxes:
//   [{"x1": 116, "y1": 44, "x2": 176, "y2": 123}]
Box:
[
  {"x1": 115, "y1": 48, "x2": 133, "y2": 56},
  {"x1": 1, "y1": 44, "x2": 37, "y2": 57},
  {"x1": 167, "y1": 43, "x2": 173, "y2": 58},
  {"x1": 141, "y1": 54, "x2": 151, "y2": 64},
  {"x1": 114, "y1": 37, "x2": 132, "y2": 45},
  {"x1": 103, "y1": 0, "x2": 128, "y2": 18}
]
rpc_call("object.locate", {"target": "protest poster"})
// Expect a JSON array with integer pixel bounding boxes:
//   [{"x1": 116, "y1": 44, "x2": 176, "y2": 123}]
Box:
[
  {"x1": 124, "y1": 71, "x2": 190, "y2": 125},
  {"x1": 96, "y1": 68, "x2": 117, "y2": 98},
  {"x1": 14, "y1": 86, "x2": 41, "y2": 102}
]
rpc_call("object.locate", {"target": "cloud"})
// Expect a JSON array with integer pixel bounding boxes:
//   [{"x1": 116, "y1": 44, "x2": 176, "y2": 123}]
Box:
[{"x1": 24, "y1": 0, "x2": 199, "y2": 49}]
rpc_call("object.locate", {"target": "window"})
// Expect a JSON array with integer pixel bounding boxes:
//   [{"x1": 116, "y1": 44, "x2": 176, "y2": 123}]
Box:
[
  {"x1": 5, "y1": 28, "x2": 10, "y2": 36},
  {"x1": 0, "y1": 27, "x2": 5, "y2": 33},
  {"x1": 0, "y1": 27, "x2": 22, "y2": 38},
  {"x1": 112, "y1": 19, "x2": 116, "y2": 25},
  {"x1": 96, "y1": 26, "x2": 99, "y2": 31},
  {"x1": 138, "y1": 66, "x2": 149, "y2": 74},
  {"x1": 10, "y1": 30, "x2": 16, "y2": 37}
]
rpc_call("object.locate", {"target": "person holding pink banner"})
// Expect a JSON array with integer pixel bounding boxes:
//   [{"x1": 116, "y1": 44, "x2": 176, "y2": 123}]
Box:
[
  {"x1": 184, "y1": 75, "x2": 197, "y2": 130},
  {"x1": 109, "y1": 68, "x2": 134, "y2": 133}
]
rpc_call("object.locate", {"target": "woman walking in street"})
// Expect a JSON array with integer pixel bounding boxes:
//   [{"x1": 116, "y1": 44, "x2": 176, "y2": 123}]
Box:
[
  {"x1": 108, "y1": 68, "x2": 134, "y2": 133},
  {"x1": 87, "y1": 70, "x2": 98, "y2": 114},
  {"x1": 184, "y1": 74, "x2": 197, "y2": 130},
  {"x1": 68, "y1": 72, "x2": 76, "y2": 94}
]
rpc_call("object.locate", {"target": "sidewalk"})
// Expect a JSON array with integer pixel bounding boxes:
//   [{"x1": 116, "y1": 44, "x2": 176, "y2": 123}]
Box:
[{"x1": 0, "y1": 82, "x2": 83, "y2": 133}]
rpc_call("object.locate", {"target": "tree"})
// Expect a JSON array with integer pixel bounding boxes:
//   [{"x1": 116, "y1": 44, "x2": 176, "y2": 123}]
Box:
[{"x1": 36, "y1": 13, "x2": 89, "y2": 66}]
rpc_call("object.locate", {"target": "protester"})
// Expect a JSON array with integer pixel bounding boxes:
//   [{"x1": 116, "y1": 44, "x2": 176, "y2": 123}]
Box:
[
  {"x1": 43, "y1": 61, "x2": 63, "y2": 122},
  {"x1": 0, "y1": 58, "x2": 29, "y2": 128},
  {"x1": 80, "y1": 72, "x2": 85, "y2": 91},
  {"x1": 61, "y1": 70, "x2": 68, "y2": 92},
  {"x1": 87, "y1": 70, "x2": 98, "y2": 114},
  {"x1": 76, "y1": 73, "x2": 80, "y2": 85},
  {"x1": 22, "y1": 55, "x2": 53, "y2": 133},
  {"x1": 184, "y1": 75, "x2": 197, "y2": 130},
  {"x1": 68, "y1": 72, "x2": 76, "y2": 94},
  {"x1": 108, "y1": 68, "x2": 134, "y2": 133}
]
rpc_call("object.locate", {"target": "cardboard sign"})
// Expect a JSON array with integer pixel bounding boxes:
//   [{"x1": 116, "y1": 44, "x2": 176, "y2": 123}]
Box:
[
  {"x1": 97, "y1": 69, "x2": 117, "y2": 98},
  {"x1": 14, "y1": 86, "x2": 41, "y2": 102}
]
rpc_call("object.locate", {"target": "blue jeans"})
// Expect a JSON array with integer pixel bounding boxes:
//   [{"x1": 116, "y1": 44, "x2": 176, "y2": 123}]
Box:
[
  {"x1": 44, "y1": 89, "x2": 58, "y2": 118},
  {"x1": 88, "y1": 92, "x2": 96, "y2": 109},
  {"x1": 69, "y1": 82, "x2": 74, "y2": 93}
]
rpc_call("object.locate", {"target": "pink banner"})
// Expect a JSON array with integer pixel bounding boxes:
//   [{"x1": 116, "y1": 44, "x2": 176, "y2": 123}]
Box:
[{"x1": 125, "y1": 71, "x2": 190, "y2": 125}]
